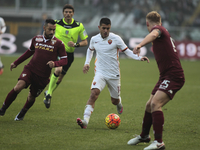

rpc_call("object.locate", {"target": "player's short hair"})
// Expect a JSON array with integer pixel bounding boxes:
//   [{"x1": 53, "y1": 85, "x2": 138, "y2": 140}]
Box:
[
  {"x1": 100, "y1": 17, "x2": 111, "y2": 26},
  {"x1": 45, "y1": 19, "x2": 56, "y2": 26},
  {"x1": 63, "y1": 4, "x2": 74, "y2": 12},
  {"x1": 146, "y1": 11, "x2": 161, "y2": 23}
]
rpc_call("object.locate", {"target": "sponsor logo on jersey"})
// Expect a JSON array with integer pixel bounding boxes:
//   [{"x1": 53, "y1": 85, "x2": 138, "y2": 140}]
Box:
[
  {"x1": 64, "y1": 25, "x2": 72, "y2": 28},
  {"x1": 66, "y1": 30, "x2": 69, "y2": 34},
  {"x1": 35, "y1": 38, "x2": 43, "y2": 42},
  {"x1": 108, "y1": 39, "x2": 112, "y2": 44},
  {"x1": 35, "y1": 43, "x2": 54, "y2": 52}
]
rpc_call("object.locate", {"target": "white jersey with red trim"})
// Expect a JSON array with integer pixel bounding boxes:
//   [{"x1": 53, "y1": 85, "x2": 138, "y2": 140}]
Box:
[{"x1": 89, "y1": 32, "x2": 128, "y2": 79}]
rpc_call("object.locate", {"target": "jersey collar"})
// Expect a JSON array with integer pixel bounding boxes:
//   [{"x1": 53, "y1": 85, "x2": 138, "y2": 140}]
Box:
[
  {"x1": 43, "y1": 34, "x2": 55, "y2": 43},
  {"x1": 63, "y1": 18, "x2": 74, "y2": 25}
]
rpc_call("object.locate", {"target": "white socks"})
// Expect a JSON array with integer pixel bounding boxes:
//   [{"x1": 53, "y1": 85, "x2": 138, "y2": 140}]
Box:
[
  {"x1": 117, "y1": 96, "x2": 122, "y2": 106},
  {"x1": 83, "y1": 105, "x2": 94, "y2": 124}
]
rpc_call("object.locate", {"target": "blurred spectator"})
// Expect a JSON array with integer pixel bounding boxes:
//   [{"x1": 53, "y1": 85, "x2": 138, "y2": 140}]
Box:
[{"x1": 40, "y1": 13, "x2": 48, "y2": 35}]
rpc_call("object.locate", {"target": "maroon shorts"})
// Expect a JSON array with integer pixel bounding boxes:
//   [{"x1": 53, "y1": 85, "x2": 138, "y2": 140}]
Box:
[
  {"x1": 151, "y1": 76, "x2": 185, "y2": 100},
  {"x1": 18, "y1": 66, "x2": 50, "y2": 97}
]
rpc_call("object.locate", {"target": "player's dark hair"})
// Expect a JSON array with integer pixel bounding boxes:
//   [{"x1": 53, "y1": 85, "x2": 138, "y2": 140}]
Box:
[
  {"x1": 99, "y1": 17, "x2": 111, "y2": 26},
  {"x1": 146, "y1": 11, "x2": 161, "y2": 23},
  {"x1": 63, "y1": 4, "x2": 74, "y2": 12},
  {"x1": 45, "y1": 19, "x2": 56, "y2": 26}
]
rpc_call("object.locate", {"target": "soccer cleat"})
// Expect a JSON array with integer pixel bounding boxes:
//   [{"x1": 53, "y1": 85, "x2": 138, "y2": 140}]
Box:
[
  {"x1": 127, "y1": 135, "x2": 151, "y2": 145},
  {"x1": 14, "y1": 109, "x2": 27, "y2": 121},
  {"x1": 144, "y1": 140, "x2": 165, "y2": 150},
  {"x1": 43, "y1": 91, "x2": 51, "y2": 109},
  {"x1": 0, "y1": 68, "x2": 4, "y2": 75},
  {"x1": 76, "y1": 118, "x2": 87, "y2": 129},
  {"x1": 117, "y1": 103, "x2": 123, "y2": 114},
  {"x1": 0, "y1": 108, "x2": 6, "y2": 116}
]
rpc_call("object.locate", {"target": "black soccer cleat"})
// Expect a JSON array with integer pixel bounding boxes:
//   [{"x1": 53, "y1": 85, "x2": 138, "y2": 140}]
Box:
[
  {"x1": 0, "y1": 108, "x2": 6, "y2": 116},
  {"x1": 43, "y1": 91, "x2": 51, "y2": 109}
]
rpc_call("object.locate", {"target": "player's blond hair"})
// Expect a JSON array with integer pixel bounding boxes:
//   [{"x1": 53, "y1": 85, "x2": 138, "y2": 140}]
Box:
[{"x1": 146, "y1": 11, "x2": 161, "y2": 23}]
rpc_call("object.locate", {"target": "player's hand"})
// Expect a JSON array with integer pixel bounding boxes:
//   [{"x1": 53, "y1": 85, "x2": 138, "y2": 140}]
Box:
[
  {"x1": 133, "y1": 45, "x2": 141, "y2": 56},
  {"x1": 83, "y1": 64, "x2": 90, "y2": 74},
  {"x1": 47, "y1": 61, "x2": 55, "y2": 68},
  {"x1": 141, "y1": 56, "x2": 150, "y2": 63},
  {"x1": 67, "y1": 41, "x2": 74, "y2": 47},
  {"x1": 10, "y1": 63, "x2": 17, "y2": 71}
]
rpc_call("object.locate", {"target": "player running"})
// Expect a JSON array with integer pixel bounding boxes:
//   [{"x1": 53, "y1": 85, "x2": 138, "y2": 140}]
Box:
[
  {"x1": 43, "y1": 4, "x2": 88, "y2": 109},
  {"x1": 0, "y1": 19, "x2": 68, "y2": 120},
  {"x1": 77, "y1": 17, "x2": 149, "y2": 129}
]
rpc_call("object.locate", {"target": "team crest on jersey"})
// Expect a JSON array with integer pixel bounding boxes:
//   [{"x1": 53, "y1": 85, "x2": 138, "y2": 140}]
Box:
[
  {"x1": 22, "y1": 74, "x2": 27, "y2": 77},
  {"x1": 51, "y1": 40, "x2": 56, "y2": 45},
  {"x1": 66, "y1": 30, "x2": 69, "y2": 34},
  {"x1": 108, "y1": 39, "x2": 112, "y2": 44},
  {"x1": 93, "y1": 82, "x2": 96, "y2": 85},
  {"x1": 36, "y1": 38, "x2": 43, "y2": 42}
]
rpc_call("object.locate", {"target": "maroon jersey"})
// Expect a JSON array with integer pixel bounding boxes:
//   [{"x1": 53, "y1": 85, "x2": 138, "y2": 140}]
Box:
[
  {"x1": 151, "y1": 25, "x2": 184, "y2": 78},
  {"x1": 15, "y1": 35, "x2": 67, "y2": 78}
]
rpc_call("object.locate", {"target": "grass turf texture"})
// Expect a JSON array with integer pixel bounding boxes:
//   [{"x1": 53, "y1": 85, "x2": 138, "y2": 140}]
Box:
[{"x1": 0, "y1": 55, "x2": 199, "y2": 150}]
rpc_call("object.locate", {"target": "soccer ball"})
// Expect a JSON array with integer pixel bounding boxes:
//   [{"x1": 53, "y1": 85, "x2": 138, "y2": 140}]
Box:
[{"x1": 105, "y1": 113, "x2": 121, "y2": 129}]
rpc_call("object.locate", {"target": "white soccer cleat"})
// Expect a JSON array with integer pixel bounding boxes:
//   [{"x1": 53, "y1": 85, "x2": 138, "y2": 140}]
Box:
[
  {"x1": 127, "y1": 135, "x2": 151, "y2": 145},
  {"x1": 144, "y1": 140, "x2": 165, "y2": 150},
  {"x1": 76, "y1": 118, "x2": 88, "y2": 129},
  {"x1": 117, "y1": 103, "x2": 123, "y2": 114}
]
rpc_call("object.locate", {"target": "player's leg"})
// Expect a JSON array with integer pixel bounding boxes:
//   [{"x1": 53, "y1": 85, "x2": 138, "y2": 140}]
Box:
[
  {"x1": 0, "y1": 80, "x2": 26, "y2": 116},
  {"x1": 77, "y1": 88, "x2": 100, "y2": 129},
  {"x1": 47, "y1": 67, "x2": 62, "y2": 95},
  {"x1": 107, "y1": 78, "x2": 123, "y2": 114},
  {"x1": 143, "y1": 91, "x2": 169, "y2": 150},
  {"x1": 43, "y1": 67, "x2": 61, "y2": 108},
  {"x1": 44, "y1": 52, "x2": 74, "y2": 108},
  {"x1": 16, "y1": 76, "x2": 49, "y2": 120},
  {"x1": 151, "y1": 91, "x2": 170, "y2": 142},
  {"x1": 14, "y1": 92, "x2": 36, "y2": 121},
  {"x1": 77, "y1": 73, "x2": 106, "y2": 129}
]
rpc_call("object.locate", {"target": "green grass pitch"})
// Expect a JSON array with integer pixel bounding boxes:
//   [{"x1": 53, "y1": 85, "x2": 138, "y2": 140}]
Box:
[{"x1": 0, "y1": 55, "x2": 199, "y2": 150}]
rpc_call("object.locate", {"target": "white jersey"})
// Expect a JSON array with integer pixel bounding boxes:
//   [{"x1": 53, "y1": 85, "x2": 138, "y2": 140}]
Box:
[
  {"x1": 89, "y1": 32, "x2": 128, "y2": 79},
  {"x1": 0, "y1": 17, "x2": 6, "y2": 34}
]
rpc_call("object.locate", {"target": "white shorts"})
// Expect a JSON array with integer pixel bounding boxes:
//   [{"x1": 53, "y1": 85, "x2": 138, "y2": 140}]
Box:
[{"x1": 91, "y1": 73, "x2": 121, "y2": 99}]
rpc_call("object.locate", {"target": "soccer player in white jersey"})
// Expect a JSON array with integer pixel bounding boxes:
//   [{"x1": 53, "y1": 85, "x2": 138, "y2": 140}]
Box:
[
  {"x1": 76, "y1": 17, "x2": 149, "y2": 129},
  {"x1": 0, "y1": 17, "x2": 6, "y2": 75}
]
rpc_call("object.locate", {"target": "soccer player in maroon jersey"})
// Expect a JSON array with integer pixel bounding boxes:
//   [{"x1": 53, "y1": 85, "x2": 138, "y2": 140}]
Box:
[
  {"x1": 0, "y1": 19, "x2": 68, "y2": 121},
  {"x1": 127, "y1": 11, "x2": 185, "y2": 150}
]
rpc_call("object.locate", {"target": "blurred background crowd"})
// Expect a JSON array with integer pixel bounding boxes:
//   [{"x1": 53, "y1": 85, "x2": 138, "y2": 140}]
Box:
[{"x1": 0, "y1": 0, "x2": 200, "y2": 55}]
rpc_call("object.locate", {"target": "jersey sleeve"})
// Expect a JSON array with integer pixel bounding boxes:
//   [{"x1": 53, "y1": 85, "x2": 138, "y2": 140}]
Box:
[
  {"x1": 79, "y1": 23, "x2": 88, "y2": 40},
  {"x1": 89, "y1": 36, "x2": 95, "y2": 50},
  {"x1": 116, "y1": 35, "x2": 128, "y2": 51},
  {"x1": 57, "y1": 41, "x2": 67, "y2": 57},
  {"x1": 54, "y1": 41, "x2": 68, "y2": 67}
]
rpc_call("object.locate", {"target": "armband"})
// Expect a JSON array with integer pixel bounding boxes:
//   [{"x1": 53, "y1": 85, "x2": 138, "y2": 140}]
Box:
[{"x1": 74, "y1": 43, "x2": 80, "y2": 47}]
